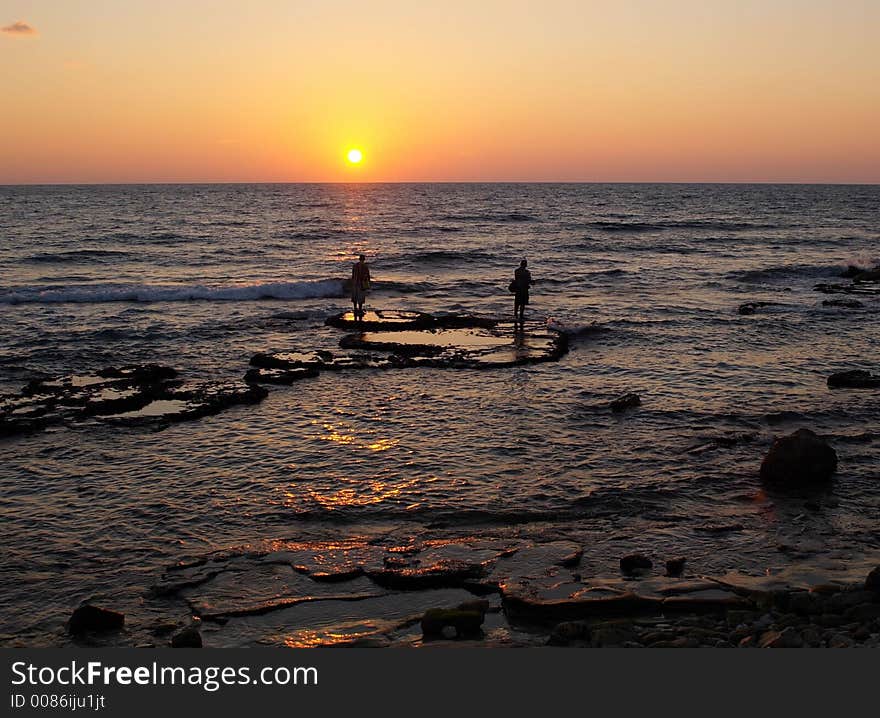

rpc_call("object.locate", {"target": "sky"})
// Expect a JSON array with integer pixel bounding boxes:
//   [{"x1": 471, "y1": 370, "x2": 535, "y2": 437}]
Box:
[{"x1": 1, "y1": 0, "x2": 878, "y2": 183}]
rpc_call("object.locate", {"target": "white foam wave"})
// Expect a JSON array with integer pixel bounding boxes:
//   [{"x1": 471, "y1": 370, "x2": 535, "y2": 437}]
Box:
[{"x1": 0, "y1": 279, "x2": 346, "y2": 305}]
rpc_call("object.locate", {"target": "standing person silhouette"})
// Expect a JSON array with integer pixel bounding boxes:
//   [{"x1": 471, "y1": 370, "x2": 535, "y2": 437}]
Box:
[
  {"x1": 512, "y1": 259, "x2": 533, "y2": 326},
  {"x1": 351, "y1": 254, "x2": 371, "y2": 321}
]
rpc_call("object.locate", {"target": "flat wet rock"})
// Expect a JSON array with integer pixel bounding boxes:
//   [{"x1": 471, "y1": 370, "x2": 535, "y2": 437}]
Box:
[
  {"x1": 339, "y1": 323, "x2": 568, "y2": 369},
  {"x1": 325, "y1": 309, "x2": 497, "y2": 332},
  {"x1": 147, "y1": 538, "x2": 880, "y2": 647},
  {"x1": 251, "y1": 317, "x2": 568, "y2": 374},
  {"x1": 244, "y1": 366, "x2": 320, "y2": 385},
  {"x1": 0, "y1": 365, "x2": 267, "y2": 437}
]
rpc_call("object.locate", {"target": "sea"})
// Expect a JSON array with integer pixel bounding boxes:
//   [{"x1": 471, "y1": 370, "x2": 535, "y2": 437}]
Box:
[{"x1": 1, "y1": 183, "x2": 878, "y2": 646}]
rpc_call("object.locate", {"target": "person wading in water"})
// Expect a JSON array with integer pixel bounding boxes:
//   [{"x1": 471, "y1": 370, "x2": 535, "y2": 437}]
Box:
[
  {"x1": 351, "y1": 254, "x2": 371, "y2": 321},
  {"x1": 512, "y1": 259, "x2": 534, "y2": 326}
]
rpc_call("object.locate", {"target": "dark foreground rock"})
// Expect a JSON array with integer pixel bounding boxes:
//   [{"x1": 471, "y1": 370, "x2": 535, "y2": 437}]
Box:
[
  {"x1": 152, "y1": 537, "x2": 880, "y2": 648},
  {"x1": 827, "y1": 370, "x2": 880, "y2": 389},
  {"x1": 69, "y1": 605, "x2": 125, "y2": 634},
  {"x1": 1, "y1": 365, "x2": 268, "y2": 437},
  {"x1": 759, "y1": 428, "x2": 837, "y2": 486},
  {"x1": 421, "y1": 600, "x2": 488, "y2": 640},
  {"x1": 171, "y1": 627, "x2": 203, "y2": 648}
]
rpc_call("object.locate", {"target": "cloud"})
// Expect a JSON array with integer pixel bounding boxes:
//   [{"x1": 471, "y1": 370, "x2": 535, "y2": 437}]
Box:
[{"x1": 2, "y1": 20, "x2": 37, "y2": 36}]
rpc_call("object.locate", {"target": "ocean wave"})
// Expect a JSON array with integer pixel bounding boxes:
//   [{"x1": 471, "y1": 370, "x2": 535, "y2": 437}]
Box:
[
  {"x1": 438, "y1": 212, "x2": 538, "y2": 223},
  {"x1": 728, "y1": 264, "x2": 844, "y2": 284},
  {"x1": 22, "y1": 249, "x2": 134, "y2": 264},
  {"x1": 389, "y1": 249, "x2": 498, "y2": 266},
  {"x1": 588, "y1": 219, "x2": 782, "y2": 233},
  {"x1": 0, "y1": 279, "x2": 346, "y2": 304}
]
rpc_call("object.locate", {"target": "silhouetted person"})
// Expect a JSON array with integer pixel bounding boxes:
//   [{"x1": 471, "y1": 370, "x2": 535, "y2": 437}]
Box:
[
  {"x1": 351, "y1": 254, "x2": 371, "y2": 320},
  {"x1": 512, "y1": 259, "x2": 533, "y2": 325}
]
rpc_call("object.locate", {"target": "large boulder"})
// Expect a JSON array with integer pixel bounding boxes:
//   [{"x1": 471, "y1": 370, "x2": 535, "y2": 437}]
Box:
[{"x1": 759, "y1": 429, "x2": 837, "y2": 486}]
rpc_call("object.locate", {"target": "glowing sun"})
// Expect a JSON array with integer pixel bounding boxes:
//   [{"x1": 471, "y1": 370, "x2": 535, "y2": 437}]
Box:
[{"x1": 347, "y1": 148, "x2": 363, "y2": 164}]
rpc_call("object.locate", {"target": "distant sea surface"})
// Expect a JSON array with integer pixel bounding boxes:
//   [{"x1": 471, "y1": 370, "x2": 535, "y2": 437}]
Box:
[{"x1": 1, "y1": 183, "x2": 879, "y2": 645}]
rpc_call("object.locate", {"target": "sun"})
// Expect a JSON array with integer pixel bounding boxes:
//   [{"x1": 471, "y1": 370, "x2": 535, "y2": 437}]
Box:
[{"x1": 346, "y1": 148, "x2": 363, "y2": 164}]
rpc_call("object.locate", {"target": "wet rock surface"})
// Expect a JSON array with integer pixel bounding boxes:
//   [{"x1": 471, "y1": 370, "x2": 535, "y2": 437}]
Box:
[
  {"x1": 252, "y1": 312, "x2": 568, "y2": 374},
  {"x1": 132, "y1": 533, "x2": 880, "y2": 648},
  {"x1": 1, "y1": 365, "x2": 267, "y2": 436},
  {"x1": 325, "y1": 309, "x2": 497, "y2": 332},
  {"x1": 759, "y1": 428, "x2": 838, "y2": 486}
]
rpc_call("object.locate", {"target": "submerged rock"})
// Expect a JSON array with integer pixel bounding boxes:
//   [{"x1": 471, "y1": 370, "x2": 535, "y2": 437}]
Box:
[
  {"x1": 738, "y1": 301, "x2": 786, "y2": 316},
  {"x1": 69, "y1": 605, "x2": 125, "y2": 634},
  {"x1": 1, "y1": 366, "x2": 267, "y2": 437},
  {"x1": 759, "y1": 429, "x2": 837, "y2": 486},
  {"x1": 665, "y1": 558, "x2": 687, "y2": 577},
  {"x1": 620, "y1": 554, "x2": 653, "y2": 576},
  {"x1": 609, "y1": 392, "x2": 641, "y2": 413},
  {"x1": 827, "y1": 370, "x2": 880, "y2": 389},
  {"x1": 338, "y1": 323, "x2": 568, "y2": 369},
  {"x1": 325, "y1": 309, "x2": 437, "y2": 331},
  {"x1": 252, "y1": 318, "x2": 568, "y2": 374},
  {"x1": 244, "y1": 366, "x2": 320, "y2": 385},
  {"x1": 822, "y1": 298, "x2": 864, "y2": 309},
  {"x1": 98, "y1": 381, "x2": 267, "y2": 427}
]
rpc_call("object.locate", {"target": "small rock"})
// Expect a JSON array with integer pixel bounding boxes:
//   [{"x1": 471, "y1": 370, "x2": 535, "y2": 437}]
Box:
[
  {"x1": 170, "y1": 627, "x2": 202, "y2": 648},
  {"x1": 421, "y1": 603, "x2": 486, "y2": 639},
  {"x1": 440, "y1": 625, "x2": 458, "y2": 640},
  {"x1": 68, "y1": 605, "x2": 125, "y2": 635},
  {"x1": 620, "y1": 553, "x2": 653, "y2": 575},
  {"x1": 665, "y1": 557, "x2": 686, "y2": 577},
  {"x1": 610, "y1": 393, "x2": 641, "y2": 413},
  {"x1": 852, "y1": 625, "x2": 871, "y2": 641},
  {"x1": 591, "y1": 621, "x2": 637, "y2": 647},
  {"x1": 801, "y1": 628, "x2": 823, "y2": 647},
  {"x1": 759, "y1": 428, "x2": 837, "y2": 486},
  {"x1": 548, "y1": 621, "x2": 591, "y2": 646},
  {"x1": 828, "y1": 633, "x2": 855, "y2": 648},
  {"x1": 758, "y1": 627, "x2": 803, "y2": 648},
  {"x1": 738, "y1": 634, "x2": 757, "y2": 648}
]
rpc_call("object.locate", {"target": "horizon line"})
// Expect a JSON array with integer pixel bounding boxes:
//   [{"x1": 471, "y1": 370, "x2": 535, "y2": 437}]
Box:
[{"x1": 2, "y1": 180, "x2": 879, "y2": 188}]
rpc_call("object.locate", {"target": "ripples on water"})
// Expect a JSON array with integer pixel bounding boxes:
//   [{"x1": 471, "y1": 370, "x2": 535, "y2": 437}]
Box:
[{"x1": 1, "y1": 183, "x2": 879, "y2": 645}]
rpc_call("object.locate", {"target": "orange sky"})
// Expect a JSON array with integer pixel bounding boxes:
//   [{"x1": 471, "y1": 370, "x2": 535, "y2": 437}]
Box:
[{"x1": 1, "y1": 1, "x2": 878, "y2": 183}]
